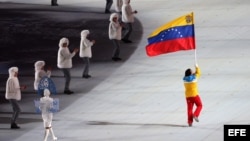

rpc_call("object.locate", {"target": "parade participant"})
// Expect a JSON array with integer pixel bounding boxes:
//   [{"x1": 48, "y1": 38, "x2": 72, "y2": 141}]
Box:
[
  {"x1": 57, "y1": 37, "x2": 79, "y2": 94},
  {"x1": 79, "y1": 30, "x2": 95, "y2": 78},
  {"x1": 40, "y1": 89, "x2": 57, "y2": 141},
  {"x1": 5, "y1": 67, "x2": 26, "y2": 129},
  {"x1": 183, "y1": 64, "x2": 203, "y2": 127}
]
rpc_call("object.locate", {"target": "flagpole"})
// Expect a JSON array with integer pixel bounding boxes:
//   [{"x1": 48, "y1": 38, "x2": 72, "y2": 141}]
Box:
[
  {"x1": 192, "y1": 12, "x2": 198, "y2": 65},
  {"x1": 195, "y1": 49, "x2": 197, "y2": 65}
]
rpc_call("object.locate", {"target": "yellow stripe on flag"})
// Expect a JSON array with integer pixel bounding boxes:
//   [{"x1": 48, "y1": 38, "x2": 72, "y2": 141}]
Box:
[{"x1": 149, "y1": 12, "x2": 194, "y2": 38}]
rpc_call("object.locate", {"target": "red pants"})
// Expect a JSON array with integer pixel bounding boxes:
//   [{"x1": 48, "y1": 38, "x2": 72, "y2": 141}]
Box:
[{"x1": 186, "y1": 95, "x2": 202, "y2": 124}]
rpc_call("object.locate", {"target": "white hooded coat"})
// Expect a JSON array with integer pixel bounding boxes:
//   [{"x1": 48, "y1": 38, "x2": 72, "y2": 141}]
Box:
[
  {"x1": 34, "y1": 61, "x2": 51, "y2": 90},
  {"x1": 115, "y1": 0, "x2": 123, "y2": 13},
  {"x1": 5, "y1": 67, "x2": 21, "y2": 100},
  {"x1": 40, "y1": 89, "x2": 54, "y2": 127},
  {"x1": 57, "y1": 37, "x2": 76, "y2": 69},
  {"x1": 122, "y1": 0, "x2": 135, "y2": 23},
  {"x1": 79, "y1": 30, "x2": 93, "y2": 58},
  {"x1": 109, "y1": 13, "x2": 122, "y2": 40}
]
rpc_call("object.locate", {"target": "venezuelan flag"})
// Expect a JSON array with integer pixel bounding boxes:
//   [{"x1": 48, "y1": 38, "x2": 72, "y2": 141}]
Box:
[{"x1": 146, "y1": 12, "x2": 195, "y2": 57}]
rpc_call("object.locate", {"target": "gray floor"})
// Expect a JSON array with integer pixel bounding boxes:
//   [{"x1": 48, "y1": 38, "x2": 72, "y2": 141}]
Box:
[{"x1": 1, "y1": 0, "x2": 250, "y2": 141}]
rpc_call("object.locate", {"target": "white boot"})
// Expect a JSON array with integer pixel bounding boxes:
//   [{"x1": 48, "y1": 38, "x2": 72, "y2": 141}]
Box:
[
  {"x1": 49, "y1": 127, "x2": 57, "y2": 141},
  {"x1": 43, "y1": 129, "x2": 50, "y2": 141}
]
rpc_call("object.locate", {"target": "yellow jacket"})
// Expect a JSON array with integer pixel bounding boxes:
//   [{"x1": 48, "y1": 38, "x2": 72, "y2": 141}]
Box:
[{"x1": 183, "y1": 66, "x2": 201, "y2": 98}]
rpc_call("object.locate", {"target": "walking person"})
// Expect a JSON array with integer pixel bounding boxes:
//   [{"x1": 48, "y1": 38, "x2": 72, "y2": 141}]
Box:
[
  {"x1": 105, "y1": 0, "x2": 113, "y2": 13},
  {"x1": 57, "y1": 37, "x2": 79, "y2": 95},
  {"x1": 109, "y1": 13, "x2": 123, "y2": 61},
  {"x1": 5, "y1": 67, "x2": 26, "y2": 129},
  {"x1": 121, "y1": 0, "x2": 138, "y2": 43},
  {"x1": 79, "y1": 30, "x2": 95, "y2": 78},
  {"x1": 114, "y1": 0, "x2": 123, "y2": 14},
  {"x1": 34, "y1": 60, "x2": 52, "y2": 94},
  {"x1": 40, "y1": 89, "x2": 57, "y2": 141},
  {"x1": 183, "y1": 64, "x2": 203, "y2": 127}
]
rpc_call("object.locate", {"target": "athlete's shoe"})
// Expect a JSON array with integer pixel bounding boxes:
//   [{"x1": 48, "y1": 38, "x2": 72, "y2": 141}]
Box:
[{"x1": 193, "y1": 116, "x2": 199, "y2": 122}]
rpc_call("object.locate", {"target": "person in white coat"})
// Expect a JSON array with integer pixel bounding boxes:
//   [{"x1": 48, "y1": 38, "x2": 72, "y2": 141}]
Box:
[
  {"x1": 34, "y1": 60, "x2": 51, "y2": 93},
  {"x1": 5, "y1": 67, "x2": 26, "y2": 129},
  {"x1": 114, "y1": 0, "x2": 123, "y2": 14},
  {"x1": 121, "y1": 0, "x2": 137, "y2": 43},
  {"x1": 57, "y1": 37, "x2": 79, "y2": 94},
  {"x1": 40, "y1": 89, "x2": 57, "y2": 141},
  {"x1": 109, "y1": 13, "x2": 123, "y2": 61},
  {"x1": 79, "y1": 30, "x2": 95, "y2": 78}
]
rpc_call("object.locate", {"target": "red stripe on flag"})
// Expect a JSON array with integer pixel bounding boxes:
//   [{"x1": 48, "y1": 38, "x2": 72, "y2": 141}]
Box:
[{"x1": 146, "y1": 37, "x2": 195, "y2": 57}]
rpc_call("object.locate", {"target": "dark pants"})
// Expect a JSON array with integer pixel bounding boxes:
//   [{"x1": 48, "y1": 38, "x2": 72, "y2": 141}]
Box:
[
  {"x1": 111, "y1": 39, "x2": 120, "y2": 58},
  {"x1": 82, "y1": 57, "x2": 90, "y2": 76},
  {"x1": 105, "y1": 0, "x2": 113, "y2": 11},
  {"x1": 51, "y1": 0, "x2": 58, "y2": 5},
  {"x1": 61, "y1": 68, "x2": 71, "y2": 91},
  {"x1": 9, "y1": 99, "x2": 21, "y2": 124},
  {"x1": 123, "y1": 23, "x2": 133, "y2": 40}
]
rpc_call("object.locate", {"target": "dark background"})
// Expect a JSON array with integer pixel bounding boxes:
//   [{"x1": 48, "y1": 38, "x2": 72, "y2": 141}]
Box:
[{"x1": 0, "y1": 2, "x2": 143, "y2": 102}]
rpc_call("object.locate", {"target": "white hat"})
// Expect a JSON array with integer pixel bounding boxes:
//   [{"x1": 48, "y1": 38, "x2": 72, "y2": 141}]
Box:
[
  {"x1": 8, "y1": 67, "x2": 18, "y2": 77},
  {"x1": 59, "y1": 37, "x2": 69, "y2": 47},
  {"x1": 34, "y1": 60, "x2": 45, "y2": 70},
  {"x1": 43, "y1": 88, "x2": 51, "y2": 97}
]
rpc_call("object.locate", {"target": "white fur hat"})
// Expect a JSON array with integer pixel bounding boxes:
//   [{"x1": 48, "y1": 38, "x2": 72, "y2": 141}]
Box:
[
  {"x1": 8, "y1": 67, "x2": 18, "y2": 77},
  {"x1": 109, "y1": 13, "x2": 119, "y2": 21},
  {"x1": 59, "y1": 37, "x2": 69, "y2": 47},
  {"x1": 80, "y1": 30, "x2": 90, "y2": 38},
  {"x1": 43, "y1": 88, "x2": 51, "y2": 97},
  {"x1": 34, "y1": 60, "x2": 45, "y2": 70}
]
